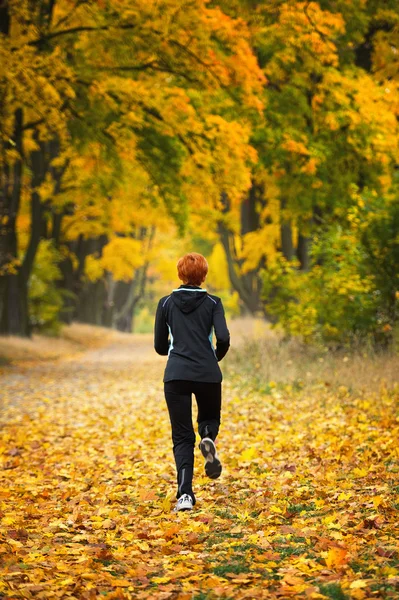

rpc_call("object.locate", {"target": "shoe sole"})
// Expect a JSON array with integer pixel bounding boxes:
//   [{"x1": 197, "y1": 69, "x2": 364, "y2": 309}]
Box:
[{"x1": 200, "y1": 438, "x2": 222, "y2": 480}]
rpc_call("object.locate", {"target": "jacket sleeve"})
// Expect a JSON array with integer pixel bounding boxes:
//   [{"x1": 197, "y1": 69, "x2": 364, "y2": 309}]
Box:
[
  {"x1": 154, "y1": 298, "x2": 169, "y2": 356},
  {"x1": 213, "y1": 299, "x2": 230, "y2": 361}
]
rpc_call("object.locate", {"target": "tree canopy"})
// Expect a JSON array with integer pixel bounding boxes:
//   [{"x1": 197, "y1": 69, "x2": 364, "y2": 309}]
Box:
[{"x1": 1, "y1": 0, "x2": 398, "y2": 347}]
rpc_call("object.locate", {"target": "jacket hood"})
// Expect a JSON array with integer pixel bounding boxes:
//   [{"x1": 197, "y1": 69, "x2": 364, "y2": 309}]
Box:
[{"x1": 171, "y1": 285, "x2": 208, "y2": 314}]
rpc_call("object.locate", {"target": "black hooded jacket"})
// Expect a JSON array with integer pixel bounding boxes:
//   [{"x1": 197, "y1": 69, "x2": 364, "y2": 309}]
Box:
[{"x1": 154, "y1": 284, "x2": 230, "y2": 383}]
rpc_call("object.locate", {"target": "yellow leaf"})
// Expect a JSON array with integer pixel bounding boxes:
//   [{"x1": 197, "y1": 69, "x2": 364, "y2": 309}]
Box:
[
  {"x1": 240, "y1": 447, "x2": 257, "y2": 461},
  {"x1": 7, "y1": 538, "x2": 23, "y2": 548},
  {"x1": 139, "y1": 489, "x2": 156, "y2": 502},
  {"x1": 353, "y1": 467, "x2": 368, "y2": 478},
  {"x1": 152, "y1": 576, "x2": 171, "y2": 584},
  {"x1": 160, "y1": 494, "x2": 173, "y2": 513},
  {"x1": 350, "y1": 590, "x2": 366, "y2": 600},
  {"x1": 338, "y1": 492, "x2": 352, "y2": 501},
  {"x1": 163, "y1": 524, "x2": 180, "y2": 538},
  {"x1": 112, "y1": 579, "x2": 131, "y2": 587},
  {"x1": 325, "y1": 548, "x2": 349, "y2": 569},
  {"x1": 373, "y1": 496, "x2": 383, "y2": 509},
  {"x1": 101, "y1": 519, "x2": 116, "y2": 529},
  {"x1": 350, "y1": 580, "x2": 368, "y2": 589},
  {"x1": 136, "y1": 541, "x2": 149, "y2": 551}
]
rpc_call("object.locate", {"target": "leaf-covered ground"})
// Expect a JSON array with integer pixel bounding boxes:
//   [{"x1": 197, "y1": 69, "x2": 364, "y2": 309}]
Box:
[{"x1": 0, "y1": 334, "x2": 398, "y2": 599}]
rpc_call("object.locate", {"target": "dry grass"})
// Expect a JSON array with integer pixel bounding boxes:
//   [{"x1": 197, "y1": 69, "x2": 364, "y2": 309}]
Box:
[
  {"x1": 0, "y1": 322, "x2": 132, "y2": 366},
  {"x1": 226, "y1": 317, "x2": 399, "y2": 394}
]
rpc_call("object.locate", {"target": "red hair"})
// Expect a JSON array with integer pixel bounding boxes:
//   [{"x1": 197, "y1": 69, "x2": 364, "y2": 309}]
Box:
[{"x1": 177, "y1": 253, "x2": 208, "y2": 286}]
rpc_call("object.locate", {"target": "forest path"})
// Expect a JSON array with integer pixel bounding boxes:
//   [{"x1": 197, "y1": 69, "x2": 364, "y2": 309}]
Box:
[
  {"x1": 0, "y1": 332, "x2": 165, "y2": 422},
  {"x1": 0, "y1": 326, "x2": 397, "y2": 599},
  {"x1": 0, "y1": 316, "x2": 269, "y2": 419}
]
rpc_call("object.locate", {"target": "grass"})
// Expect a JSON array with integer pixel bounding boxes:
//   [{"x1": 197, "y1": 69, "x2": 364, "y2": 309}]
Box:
[
  {"x1": 0, "y1": 355, "x2": 10, "y2": 366},
  {"x1": 225, "y1": 319, "x2": 399, "y2": 394},
  {"x1": 286, "y1": 502, "x2": 316, "y2": 514},
  {"x1": 212, "y1": 561, "x2": 251, "y2": 577},
  {"x1": 318, "y1": 582, "x2": 349, "y2": 599}
]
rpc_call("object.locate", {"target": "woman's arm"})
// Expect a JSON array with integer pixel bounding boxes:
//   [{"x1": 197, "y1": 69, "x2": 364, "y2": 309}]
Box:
[
  {"x1": 213, "y1": 299, "x2": 230, "y2": 361},
  {"x1": 154, "y1": 298, "x2": 169, "y2": 355}
]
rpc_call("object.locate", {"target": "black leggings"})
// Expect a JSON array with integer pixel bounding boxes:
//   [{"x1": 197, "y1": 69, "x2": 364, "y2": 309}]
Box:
[{"x1": 164, "y1": 379, "x2": 222, "y2": 503}]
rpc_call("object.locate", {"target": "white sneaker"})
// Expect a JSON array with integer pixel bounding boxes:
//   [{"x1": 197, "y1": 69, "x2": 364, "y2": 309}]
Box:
[
  {"x1": 199, "y1": 437, "x2": 222, "y2": 480},
  {"x1": 174, "y1": 494, "x2": 193, "y2": 512}
]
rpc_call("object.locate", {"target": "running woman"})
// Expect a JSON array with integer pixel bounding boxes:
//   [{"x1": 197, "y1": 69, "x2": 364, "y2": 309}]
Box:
[{"x1": 154, "y1": 252, "x2": 230, "y2": 511}]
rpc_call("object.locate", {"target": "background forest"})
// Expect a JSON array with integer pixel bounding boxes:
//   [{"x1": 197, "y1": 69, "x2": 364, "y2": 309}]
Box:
[{"x1": 1, "y1": 0, "x2": 398, "y2": 350}]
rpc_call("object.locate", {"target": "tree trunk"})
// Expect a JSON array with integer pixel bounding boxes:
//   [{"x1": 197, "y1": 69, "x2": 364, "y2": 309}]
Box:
[
  {"x1": 21, "y1": 138, "x2": 46, "y2": 281},
  {"x1": 16, "y1": 136, "x2": 55, "y2": 335},
  {"x1": 0, "y1": 4, "x2": 61, "y2": 335},
  {"x1": 279, "y1": 198, "x2": 294, "y2": 261},
  {"x1": 113, "y1": 264, "x2": 149, "y2": 332},
  {"x1": 0, "y1": 108, "x2": 25, "y2": 334},
  {"x1": 76, "y1": 279, "x2": 107, "y2": 325},
  {"x1": 0, "y1": 2, "x2": 10, "y2": 35},
  {"x1": 113, "y1": 280, "x2": 132, "y2": 332},
  {"x1": 60, "y1": 234, "x2": 108, "y2": 323},
  {"x1": 2, "y1": 272, "x2": 30, "y2": 336},
  {"x1": 241, "y1": 180, "x2": 263, "y2": 235},
  {"x1": 112, "y1": 227, "x2": 155, "y2": 332},
  {"x1": 103, "y1": 271, "x2": 116, "y2": 327},
  {"x1": 296, "y1": 233, "x2": 310, "y2": 271},
  {"x1": 280, "y1": 222, "x2": 294, "y2": 260},
  {"x1": 218, "y1": 220, "x2": 259, "y2": 314},
  {"x1": 218, "y1": 187, "x2": 273, "y2": 317}
]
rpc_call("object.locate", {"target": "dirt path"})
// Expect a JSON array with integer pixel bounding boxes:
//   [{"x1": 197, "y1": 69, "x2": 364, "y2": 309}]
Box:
[
  {"x1": 0, "y1": 334, "x2": 163, "y2": 419},
  {"x1": 0, "y1": 318, "x2": 270, "y2": 419},
  {"x1": 1, "y1": 332, "x2": 398, "y2": 599}
]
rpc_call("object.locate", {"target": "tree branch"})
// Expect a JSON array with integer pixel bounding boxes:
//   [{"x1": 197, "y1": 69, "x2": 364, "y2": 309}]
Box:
[
  {"x1": 22, "y1": 118, "x2": 45, "y2": 131},
  {"x1": 27, "y1": 22, "x2": 137, "y2": 47},
  {"x1": 303, "y1": 1, "x2": 328, "y2": 42},
  {"x1": 96, "y1": 62, "x2": 198, "y2": 83},
  {"x1": 52, "y1": 0, "x2": 91, "y2": 31},
  {"x1": 96, "y1": 61, "x2": 158, "y2": 72},
  {"x1": 169, "y1": 39, "x2": 227, "y2": 89}
]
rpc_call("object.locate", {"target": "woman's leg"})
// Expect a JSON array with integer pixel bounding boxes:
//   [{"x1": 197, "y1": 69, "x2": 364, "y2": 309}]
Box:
[
  {"x1": 164, "y1": 380, "x2": 196, "y2": 503},
  {"x1": 194, "y1": 382, "x2": 223, "y2": 480},
  {"x1": 194, "y1": 382, "x2": 222, "y2": 442}
]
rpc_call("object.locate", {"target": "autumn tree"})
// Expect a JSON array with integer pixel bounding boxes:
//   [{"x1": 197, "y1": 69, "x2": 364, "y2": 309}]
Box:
[
  {"x1": 0, "y1": 0, "x2": 263, "y2": 335},
  {"x1": 0, "y1": 1, "x2": 74, "y2": 335},
  {"x1": 212, "y1": 1, "x2": 399, "y2": 340}
]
